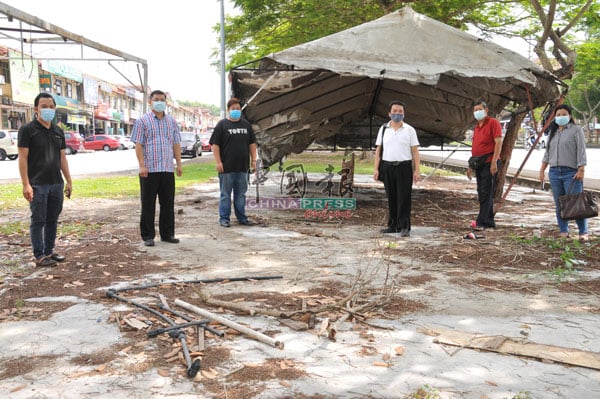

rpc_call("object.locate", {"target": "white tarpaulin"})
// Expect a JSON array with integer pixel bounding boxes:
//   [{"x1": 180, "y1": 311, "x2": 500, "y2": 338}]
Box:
[{"x1": 231, "y1": 6, "x2": 562, "y2": 166}]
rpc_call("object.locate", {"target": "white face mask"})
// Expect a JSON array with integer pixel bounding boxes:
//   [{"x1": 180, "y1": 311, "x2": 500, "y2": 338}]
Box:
[{"x1": 473, "y1": 109, "x2": 486, "y2": 121}]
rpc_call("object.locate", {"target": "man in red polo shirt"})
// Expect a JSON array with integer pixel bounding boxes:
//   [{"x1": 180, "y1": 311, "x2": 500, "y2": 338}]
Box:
[{"x1": 466, "y1": 100, "x2": 503, "y2": 230}]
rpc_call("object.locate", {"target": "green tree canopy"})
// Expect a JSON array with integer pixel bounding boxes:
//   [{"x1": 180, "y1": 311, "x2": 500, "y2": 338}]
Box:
[{"x1": 219, "y1": 0, "x2": 597, "y2": 81}]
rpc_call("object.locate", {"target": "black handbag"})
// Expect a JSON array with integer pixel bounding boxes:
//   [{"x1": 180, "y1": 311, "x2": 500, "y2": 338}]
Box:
[
  {"x1": 468, "y1": 153, "x2": 493, "y2": 170},
  {"x1": 558, "y1": 181, "x2": 599, "y2": 221}
]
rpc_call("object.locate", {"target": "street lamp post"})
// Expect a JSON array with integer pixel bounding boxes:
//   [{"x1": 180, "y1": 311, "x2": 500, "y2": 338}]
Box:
[{"x1": 219, "y1": 0, "x2": 226, "y2": 118}]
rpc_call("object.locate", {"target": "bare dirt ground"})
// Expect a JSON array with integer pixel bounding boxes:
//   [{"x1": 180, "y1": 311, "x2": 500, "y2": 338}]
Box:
[{"x1": 1, "y1": 160, "x2": 599, "y2": 399}]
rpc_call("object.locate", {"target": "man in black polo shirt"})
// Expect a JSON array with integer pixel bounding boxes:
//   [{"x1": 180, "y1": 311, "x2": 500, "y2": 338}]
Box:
[
  {"x1": 209, "y1": 98, "x2": 257, "y2": 227},
  {"x1": 18, "y1": 92, "x2": 73, "y2": 267}
]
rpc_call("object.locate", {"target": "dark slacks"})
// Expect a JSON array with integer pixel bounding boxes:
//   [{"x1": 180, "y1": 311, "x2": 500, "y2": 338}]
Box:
[
  {"x1": 381, "y1": 160, "x2": 413, "y2": 231},
  {"x1": 475, "y1": 161, "x2": 500, "y2": 228},
  {"x1": 139, "y1": 172, "x2": 175, "y2": 241}
]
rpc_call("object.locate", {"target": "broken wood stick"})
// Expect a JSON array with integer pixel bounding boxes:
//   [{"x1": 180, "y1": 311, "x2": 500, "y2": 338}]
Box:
[
  {"x1": 421, "y1": 326, "x2": 600, "y2": 371},
  {"x1": 174, "y1": 299, "x2": 284, "y2": 350}
]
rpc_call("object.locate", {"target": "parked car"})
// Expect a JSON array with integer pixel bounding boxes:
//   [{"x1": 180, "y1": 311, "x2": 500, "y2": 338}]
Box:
[
  {"x1": 116, "y1": 135, "x2": 134, "y2": 150},
  {"x1": 64, "y1": 131, "x2": 84, "y2": 154},
  {"x1": 199, "y1": 132, "x2": 212, "y2": 152},
  {"x1": 83, "y1": 134, "x2": 121, "y2": 151},
  {"x1": 0, "y1": 129, "x2": 19, "y2": 160},
  {"x1": 180, "y1": 132, "x2": 202, "y2": 158},
  {"x1": 524, "y1": 130, "x2": 548, "y2": 150}
]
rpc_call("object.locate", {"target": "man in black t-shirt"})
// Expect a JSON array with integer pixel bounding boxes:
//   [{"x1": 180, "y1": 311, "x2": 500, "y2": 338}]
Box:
[
  {"x1": 18, "y1": 92, "x2": 72, "y2": 267},
  {"x1": 209, "y1": 98, "x2": 257, "y2": 227}
]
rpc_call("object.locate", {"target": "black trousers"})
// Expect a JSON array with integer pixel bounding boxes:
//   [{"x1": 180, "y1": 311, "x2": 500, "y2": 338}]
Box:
[
  {"x1": 475, "y1": 161, "x2": 500, "y2": 228},
  {"x1": 381, "y1": 160, "x2": 413, "y2": 231},
  {"x1": 139, "y1": 172, "x2": 175, "y2": 240}
]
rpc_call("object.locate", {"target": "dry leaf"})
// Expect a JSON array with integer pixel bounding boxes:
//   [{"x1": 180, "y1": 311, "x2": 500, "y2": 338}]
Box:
[
  {"x1": 201, "y1": 369, "x2": 218, "y2": 379},
  {"x1": 231, "y1": 298, "x2": 245, "y2": 303},
  {"x1": 394, "y1": 346, "x2": 405, "y2": 356},
  {"x1": 157, "y1": 368, "x2": 170, "y2": 377},
  {"x1": 382, "y1": 353, "x2": 391, "y2": 361},
  {"x1": 372, "y1": 361, "x2": 390, "y2": 368},
  {"x1": 10, "y1": 384, "x2": 26, "y2": 393},
  {"x1": 103, "y1": 271, "x2": 111, "y2": 276},
  {"x1": 279, "y1": 360, "x2": 288, "y2": 370},
  {"x1": 67, "y1": 371, "x2": 90, "y2": 378},
  {"x1": 72, "y1": 280, "x2": 85, "y2": 286},
  {"x1": 317, "y1": 318, "x2": 330, "y2": 336},
  {"x1": 279, "y1": 380, "x2": 292, "y2": 387},
  {"x1": 485, "y1": 380, "x2": 498, "y2": 387}
]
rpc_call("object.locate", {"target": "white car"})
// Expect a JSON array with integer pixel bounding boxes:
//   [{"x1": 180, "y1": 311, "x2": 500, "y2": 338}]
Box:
[
  {"x1": 117, "y1": 136, "x2": 135, "y2": 150},
  {"x1": 0, "y1": 129, "x2": 18, "y2": 160}
]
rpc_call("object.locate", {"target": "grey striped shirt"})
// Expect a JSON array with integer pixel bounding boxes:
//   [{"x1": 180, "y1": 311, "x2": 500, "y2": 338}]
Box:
[{"x1": 542, "y1": 123, "x2": 587, "y2": 169}]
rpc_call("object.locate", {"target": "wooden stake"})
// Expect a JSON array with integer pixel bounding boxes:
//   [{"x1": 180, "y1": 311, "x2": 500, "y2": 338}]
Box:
[{"x1": 174, "y1": 299, "x2": 284, "y2": 349}]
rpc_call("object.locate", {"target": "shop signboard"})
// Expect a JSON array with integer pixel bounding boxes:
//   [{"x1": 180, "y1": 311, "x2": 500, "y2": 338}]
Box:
[{"x1": 8, "y1": 49, "x2": 40, "y2": 105}]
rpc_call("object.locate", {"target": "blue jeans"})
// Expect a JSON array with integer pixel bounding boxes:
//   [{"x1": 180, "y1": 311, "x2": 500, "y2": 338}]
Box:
[
  {"x1": 30, "y1": 183, "x2": 64, "y2": 260},
  {"x1": 548, "y1": 166, "x2": 588, "y2": 235},
  {"x1": 218, "y1": 172, "x2": 248, "y2": 223}
]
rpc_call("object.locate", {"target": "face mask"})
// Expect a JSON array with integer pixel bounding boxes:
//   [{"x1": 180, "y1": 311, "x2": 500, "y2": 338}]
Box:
[
  {"x1": 152, "y1": 101, "x2": 167, "y2": 112},
  {"x1": 473, "y1": 110, "x2": 486, "y2": 121},
  {"x1": 390, "y1": 114, "x2": 404, "y2": 123},
  {"x1": 229, "y1": 109, "x2": 242, "y2": 120},
  {"x1": 40, "y1": 108, "x2": 56, "y2": 122},
  {"x1": 555, "y1": 115, "x2": 570, "y2": 126}
]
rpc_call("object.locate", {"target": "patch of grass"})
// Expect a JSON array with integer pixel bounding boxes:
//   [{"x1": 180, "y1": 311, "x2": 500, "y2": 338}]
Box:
[
  {"x1": 509, "y1": 234, "x2": 588, "y2": 279},
  {"x1": 0, "y1": 162, "x2": 217, "y2": 211},
  {"x1": 403, "y1": 385, "x2": 440, "y2": 399},
  {"x1": 503, "y1": 391, "x2": 532, "y2": 399},
  {"x1": 0, "y1": 220, "x2": 28, "y2": 235},
  {"x1": 58, "y1": 221, "x2": 103, "y2": 238},
  {"x1": 284, "y1": 150, "x2": 459, "y2": 177}
]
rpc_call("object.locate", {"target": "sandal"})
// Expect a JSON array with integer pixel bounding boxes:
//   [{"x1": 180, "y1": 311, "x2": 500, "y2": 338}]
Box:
[
  {"x1": 559, "y1": 232, "x2": 570, "y2": 238},
  {"x1": 579, "y1": 234, "x2": 589, "y2": 242}
]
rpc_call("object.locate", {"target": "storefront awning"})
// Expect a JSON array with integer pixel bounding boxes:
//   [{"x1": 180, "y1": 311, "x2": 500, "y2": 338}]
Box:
[{"x1": 51, "y1": 94, "x2": 80, "y2": 111}]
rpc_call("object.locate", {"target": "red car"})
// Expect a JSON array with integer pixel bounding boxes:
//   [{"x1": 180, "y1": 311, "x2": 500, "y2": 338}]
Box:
[
  {"x1": 199, "y1": 133, "x2": 212, "y2": 152},
  {"x1": 83, "y1": 134, "x2": 120, "y2": 151},
  {"x1": 64, "y1": 131, "x2": 84, "y2": 155}
]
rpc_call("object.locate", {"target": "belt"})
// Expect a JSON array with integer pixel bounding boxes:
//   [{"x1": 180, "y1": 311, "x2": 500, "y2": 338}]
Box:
[{"x1": 382, "y1": 160, "x2": 411, "y2": 166}]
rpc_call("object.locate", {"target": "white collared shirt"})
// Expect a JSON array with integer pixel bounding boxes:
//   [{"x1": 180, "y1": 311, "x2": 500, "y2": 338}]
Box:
[{"x1": 375, "y1": 121, "x2": 419, "y2": 162}]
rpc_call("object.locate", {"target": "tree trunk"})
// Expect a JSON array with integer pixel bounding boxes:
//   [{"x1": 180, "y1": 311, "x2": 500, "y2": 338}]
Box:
[{"x1": 495, "y1": 113, "x2": 527, "y2": 200}]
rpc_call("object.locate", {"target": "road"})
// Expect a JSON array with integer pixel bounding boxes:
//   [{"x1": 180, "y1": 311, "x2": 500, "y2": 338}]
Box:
[
  {"x1": 420, "y1": 146, "x2": 600, "y2": 190},
  {"x1": 0, "y1": 150, "x2": 212, "y2": 183},
  {"x1": 1, "y1": 147, "x2": 597, "y2": 187}
]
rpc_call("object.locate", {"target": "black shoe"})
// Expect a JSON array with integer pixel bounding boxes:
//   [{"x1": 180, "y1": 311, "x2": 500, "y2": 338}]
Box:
[
  {"x1": 161, "y1": 237, "x2": 180, "y2": 244},
  {"x1": 400, "y1": 229, "x2": 410, "y2": 237},
  {"x1": 49, "y1": 253, "x2": 66, "y2": 262},
  {"x1": 381, "y1": 227, "x2": 397, "y2": 234},
  {"x1": 238, "y1": 220, "x2": 255, "y2": 226},
  {"x1": 220, "y1": 221, "x2": 231, "y2": 227},
  {"x1": 35, "y1": 256, "x2": 57, "y2": 267},
  {"x1": 143, "y1": 239, "x2": 155, "y2": 247}
]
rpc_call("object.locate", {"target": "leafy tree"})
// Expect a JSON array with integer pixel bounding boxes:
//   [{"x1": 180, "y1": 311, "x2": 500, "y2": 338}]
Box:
[
  {"x1": 220, "y1": 0, "x2": 519, "y2": 69},
  {"x1": 567, "y1": 40, "x2": 600, "y2": 136}
]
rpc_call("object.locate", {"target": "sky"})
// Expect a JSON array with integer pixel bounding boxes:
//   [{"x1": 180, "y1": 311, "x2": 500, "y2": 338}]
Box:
[
  {"x1": 1, "y1": 0, "x2": 230, "y2": 106},
  {"x1": 1, "y1": 1, "x2": 535, "y2": 109}
]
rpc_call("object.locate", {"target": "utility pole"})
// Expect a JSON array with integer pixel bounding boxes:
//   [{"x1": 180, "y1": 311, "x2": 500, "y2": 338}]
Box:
[{"x1": 219, "y1": 0, "x2": 226, "y2": 118}]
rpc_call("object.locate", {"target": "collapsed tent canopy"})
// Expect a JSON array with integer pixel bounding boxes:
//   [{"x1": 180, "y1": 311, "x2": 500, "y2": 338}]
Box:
[{"x1": 231, "y1": 6, "x2": 562, "y2": 166}]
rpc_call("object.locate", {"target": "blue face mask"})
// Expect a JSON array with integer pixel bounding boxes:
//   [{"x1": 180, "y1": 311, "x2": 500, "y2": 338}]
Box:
[
  {"x1": 229, "y1": 109, "x2": 242, "y2": 120},
  {"x1": 473, "y1": 110, "x2": 486, "y2": 121},
  {"x1": 40, "y1": 108, "x2": 56, "y2": 122},
  {"x1": 555, "y1": 115, "x2": 570, "y2": 126},
  {"x1": 152, "y1": 101, "x2": 167, "y2": 112},
  {"x1": 390, "y1": 114, "x2": 404, "y2": 123}
]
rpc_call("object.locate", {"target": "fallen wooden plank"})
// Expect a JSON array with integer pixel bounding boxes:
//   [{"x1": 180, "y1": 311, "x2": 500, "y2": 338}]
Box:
[{"x1": 420, "y1": 326, "x2": 600, "y2": 370}]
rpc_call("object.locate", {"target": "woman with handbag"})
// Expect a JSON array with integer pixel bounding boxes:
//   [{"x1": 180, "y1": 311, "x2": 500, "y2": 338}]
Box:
[{"x1": 539, "y1": 104, "x2": 589, "y2": 241}]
